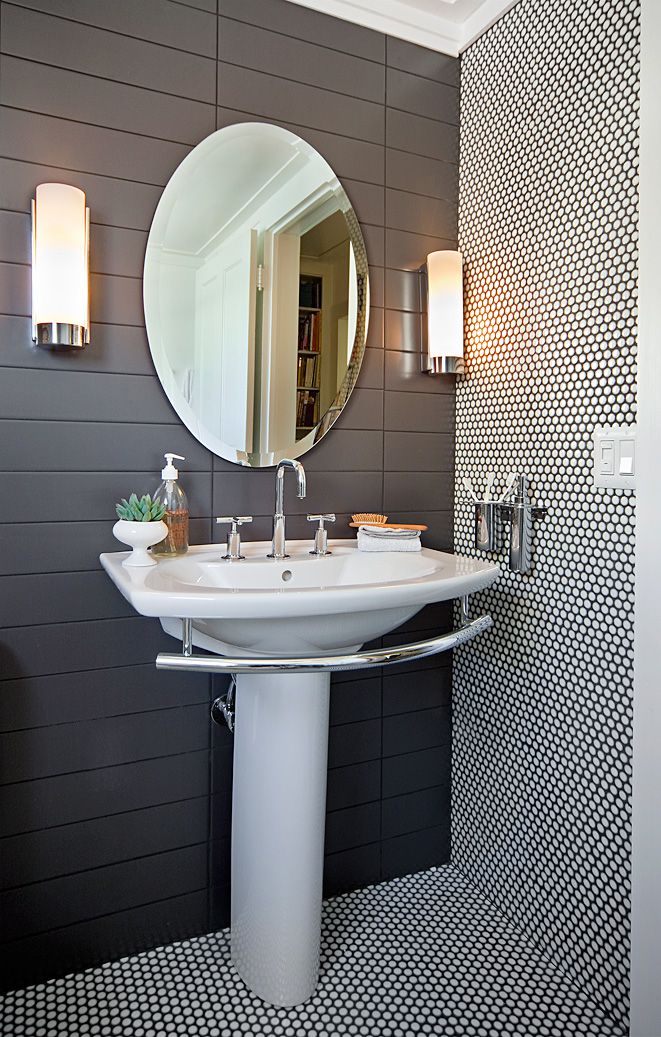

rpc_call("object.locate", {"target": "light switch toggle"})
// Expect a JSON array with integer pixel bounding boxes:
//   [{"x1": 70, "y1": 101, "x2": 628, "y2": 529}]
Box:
[
  {"x1": 593, "y1": 426, "x2": 637, "y2": 489},
  {"x1": 599, "y1": 441, "x2": 614, "y2": 475},
  {"x1": 619, "y1": 439, "x2": 635, "y2": 475}
]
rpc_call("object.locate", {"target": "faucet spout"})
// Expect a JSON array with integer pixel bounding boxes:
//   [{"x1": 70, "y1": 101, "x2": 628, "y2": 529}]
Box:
[{"x1": 269, "y1": 459, "x2": 307, "y2": 559}]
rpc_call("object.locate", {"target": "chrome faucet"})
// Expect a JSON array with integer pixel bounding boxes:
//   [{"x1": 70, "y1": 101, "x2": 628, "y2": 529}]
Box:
[{"x1": 268, "y1": 459, "x2": 307, "y2": 559}]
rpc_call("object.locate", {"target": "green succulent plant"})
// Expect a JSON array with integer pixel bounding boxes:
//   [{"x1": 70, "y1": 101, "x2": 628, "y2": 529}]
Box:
[{"x1": 115, "y1": 493, "x2": 166, "y2": 523}]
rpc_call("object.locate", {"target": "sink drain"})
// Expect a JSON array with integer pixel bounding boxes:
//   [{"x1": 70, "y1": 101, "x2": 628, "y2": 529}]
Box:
[{"x1": 281, "y1": 569, "x2": 293, "y2": 582}]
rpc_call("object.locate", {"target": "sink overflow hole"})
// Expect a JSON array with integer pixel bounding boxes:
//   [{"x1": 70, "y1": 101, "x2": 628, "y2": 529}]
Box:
[{"x1": 281, "y1": 569, "x2": 293, "y2": 582}]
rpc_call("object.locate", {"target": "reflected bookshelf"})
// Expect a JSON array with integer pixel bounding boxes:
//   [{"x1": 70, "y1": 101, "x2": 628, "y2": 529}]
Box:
[{"x1": 296, "y1": 275, "x2": 323, "y2": 435}]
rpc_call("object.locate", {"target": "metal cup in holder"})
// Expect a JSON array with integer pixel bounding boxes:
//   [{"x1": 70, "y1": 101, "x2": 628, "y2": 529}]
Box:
[{"x1": 474, "y1": 500, "x2": 500, "y2": 552}]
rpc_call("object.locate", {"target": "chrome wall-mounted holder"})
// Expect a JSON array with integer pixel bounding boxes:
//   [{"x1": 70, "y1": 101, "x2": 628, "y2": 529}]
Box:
[
  {"x1": 499, "y1": 475, "x2": 548, "y2": 574},
  {"x1": 471, "y1": 473, "x2": 511, "y2": 554},
  {"x1": 474, "y1": 500, "x2": 501, "y2": 552},
  {"x1": 470, "y1": 474, "x2": 548, "y2": 574}
]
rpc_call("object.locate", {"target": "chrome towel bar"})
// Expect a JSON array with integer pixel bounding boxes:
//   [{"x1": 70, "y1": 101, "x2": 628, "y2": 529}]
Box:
[{"x1": 155, "y1": 613, "x2": 493, "y2": 675}]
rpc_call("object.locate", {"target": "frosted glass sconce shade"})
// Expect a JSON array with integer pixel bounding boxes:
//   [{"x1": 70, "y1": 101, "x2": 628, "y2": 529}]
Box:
[
  {"x1": 31, "y1": 183, "x2": 90, "y2": 349},
  {"x1": 425, "y1": 250, "x2": 464, "y2": 375}
]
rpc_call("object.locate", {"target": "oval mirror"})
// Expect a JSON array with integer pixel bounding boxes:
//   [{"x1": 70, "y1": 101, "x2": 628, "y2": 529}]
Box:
[{"x1": 144, "y1": 123, "x2": 369, "y2": 467}]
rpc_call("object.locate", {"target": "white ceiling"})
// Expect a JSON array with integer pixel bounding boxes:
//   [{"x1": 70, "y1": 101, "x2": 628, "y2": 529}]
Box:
[{"x1": 284, "y1": 0, "x2": 521, "y2": 55}]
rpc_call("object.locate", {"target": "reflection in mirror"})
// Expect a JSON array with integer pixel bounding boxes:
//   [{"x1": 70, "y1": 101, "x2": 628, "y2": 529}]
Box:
[{"x1": 144, "y1": 123, "x2": 369, "y2": 467}]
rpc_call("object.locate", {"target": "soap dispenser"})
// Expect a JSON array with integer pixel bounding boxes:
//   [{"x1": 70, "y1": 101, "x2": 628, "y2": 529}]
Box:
[{"x1": 152, "y1": 453, "x2": 189, "y2": 556}]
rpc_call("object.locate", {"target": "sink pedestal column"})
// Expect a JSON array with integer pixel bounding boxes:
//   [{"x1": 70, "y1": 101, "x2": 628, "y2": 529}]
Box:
[{"x1": 230, "y1": 670, "x2": 330, "y2": 1006}]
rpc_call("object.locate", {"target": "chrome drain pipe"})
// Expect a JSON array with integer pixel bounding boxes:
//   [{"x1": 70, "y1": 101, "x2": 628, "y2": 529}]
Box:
[{"x1": 211, "y1": 675, "x2": 236, "y2": 731}]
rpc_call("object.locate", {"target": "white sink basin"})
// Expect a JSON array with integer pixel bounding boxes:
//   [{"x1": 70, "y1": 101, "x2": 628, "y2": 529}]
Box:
[
  {"x1": 100, "y1": 539, "x2": 499, "y2": 656},
  {"x1": 100, "y1": 537, "x2": 498, "y2": 1008}
]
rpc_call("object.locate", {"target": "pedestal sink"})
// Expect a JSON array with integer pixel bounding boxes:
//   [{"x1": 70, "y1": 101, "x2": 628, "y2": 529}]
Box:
[{"x1": 101, "y1": 540, "x2": 498, "y2": 1006}]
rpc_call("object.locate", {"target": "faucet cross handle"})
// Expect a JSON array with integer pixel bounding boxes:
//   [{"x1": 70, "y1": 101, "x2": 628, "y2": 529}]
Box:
[
  {"x1": 216, "y1": 516, "x2": 253, "y2": 561},
  {"x1": 307, "y1": 514, "x2": 335, "y2": 556},
  {"x1": 216, "y1": 516, "x2": 253, "y2": 526}
]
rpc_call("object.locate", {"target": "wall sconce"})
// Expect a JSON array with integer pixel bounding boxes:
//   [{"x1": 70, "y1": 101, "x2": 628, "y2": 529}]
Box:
[
  {"x1": 31, "y1": 183, "x2": 90, "y2": 349},
  {"x1": 421, "y1": 249, "x2": 464, "y2": 375}
]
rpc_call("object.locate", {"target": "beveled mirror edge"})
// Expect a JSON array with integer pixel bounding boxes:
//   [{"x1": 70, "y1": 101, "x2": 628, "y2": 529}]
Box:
[{"x1": 143, "y1": 122, "x2": 370, "y2": 469}]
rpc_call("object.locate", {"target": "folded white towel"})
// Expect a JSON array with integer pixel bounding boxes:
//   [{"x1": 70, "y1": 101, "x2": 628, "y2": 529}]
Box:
[
  {"x1": 357, "y1": 525, "x2": 422, "y2": 552},
  {"x1": 359, "y1": 525, "x2": 419, "y2": 539}
]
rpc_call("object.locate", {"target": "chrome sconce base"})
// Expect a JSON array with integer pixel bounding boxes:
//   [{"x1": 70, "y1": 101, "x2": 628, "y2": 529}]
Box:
[
  {"x1": 424, "y1": 355, "x2": 465, "y2": 376},
  {"x1": 32, "y1": 322, "x2": 89, "y2": 350}
]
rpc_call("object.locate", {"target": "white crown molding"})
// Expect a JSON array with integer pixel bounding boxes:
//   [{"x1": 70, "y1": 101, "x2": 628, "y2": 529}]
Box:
[
  {"x1": 459, "y1": 0, "x2": 520, "y2": 50},
  {"x1": 285, "y1": 0, "x2": 461, "y2": 55},
  {"x1": 282, "y1": 0, "x2": 521, "y2": 57}
]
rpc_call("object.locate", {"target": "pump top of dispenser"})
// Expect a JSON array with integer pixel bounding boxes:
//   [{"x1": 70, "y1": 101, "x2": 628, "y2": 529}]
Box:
[
  {"x1": 512, "y1": 475, "x2": 530, "y2": 503},
  {"x1": 161, "y1": 453, "x2": 184, "y2": 480}
]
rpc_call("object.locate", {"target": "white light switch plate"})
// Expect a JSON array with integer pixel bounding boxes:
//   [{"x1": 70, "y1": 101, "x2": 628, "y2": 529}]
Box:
[{"x1": 593, "y1": 425, "x2": 637, "y2": 489}]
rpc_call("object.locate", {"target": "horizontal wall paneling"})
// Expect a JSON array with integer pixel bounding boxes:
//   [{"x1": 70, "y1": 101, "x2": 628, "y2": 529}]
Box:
[{"x1": 0, "y1": 0, "x2": 458, "y2": 987}]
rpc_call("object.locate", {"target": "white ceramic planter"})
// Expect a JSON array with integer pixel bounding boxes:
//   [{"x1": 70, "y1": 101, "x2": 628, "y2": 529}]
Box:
[{"x1": 113, "y1": 519, "x2": 168, "y2": 567}]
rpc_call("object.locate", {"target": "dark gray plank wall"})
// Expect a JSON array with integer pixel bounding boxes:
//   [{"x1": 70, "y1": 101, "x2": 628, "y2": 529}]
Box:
[{"x1": 0, "y1": 0, "x2": 458, "y2": 988}]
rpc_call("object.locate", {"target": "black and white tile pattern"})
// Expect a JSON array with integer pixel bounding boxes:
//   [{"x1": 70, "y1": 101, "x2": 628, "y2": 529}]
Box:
[
  {"x1": 454, "y1": 0, "x2": 639, "y2": 1031},
  {"x1": 0, "y1": 865, "x2": 624, "y2": 1036}
]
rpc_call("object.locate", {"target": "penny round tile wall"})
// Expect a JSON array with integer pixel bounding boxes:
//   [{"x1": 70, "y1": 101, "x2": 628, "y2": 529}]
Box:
[{"x1": 453, "y1": 0, "x2": 639, "y2": 1030}]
